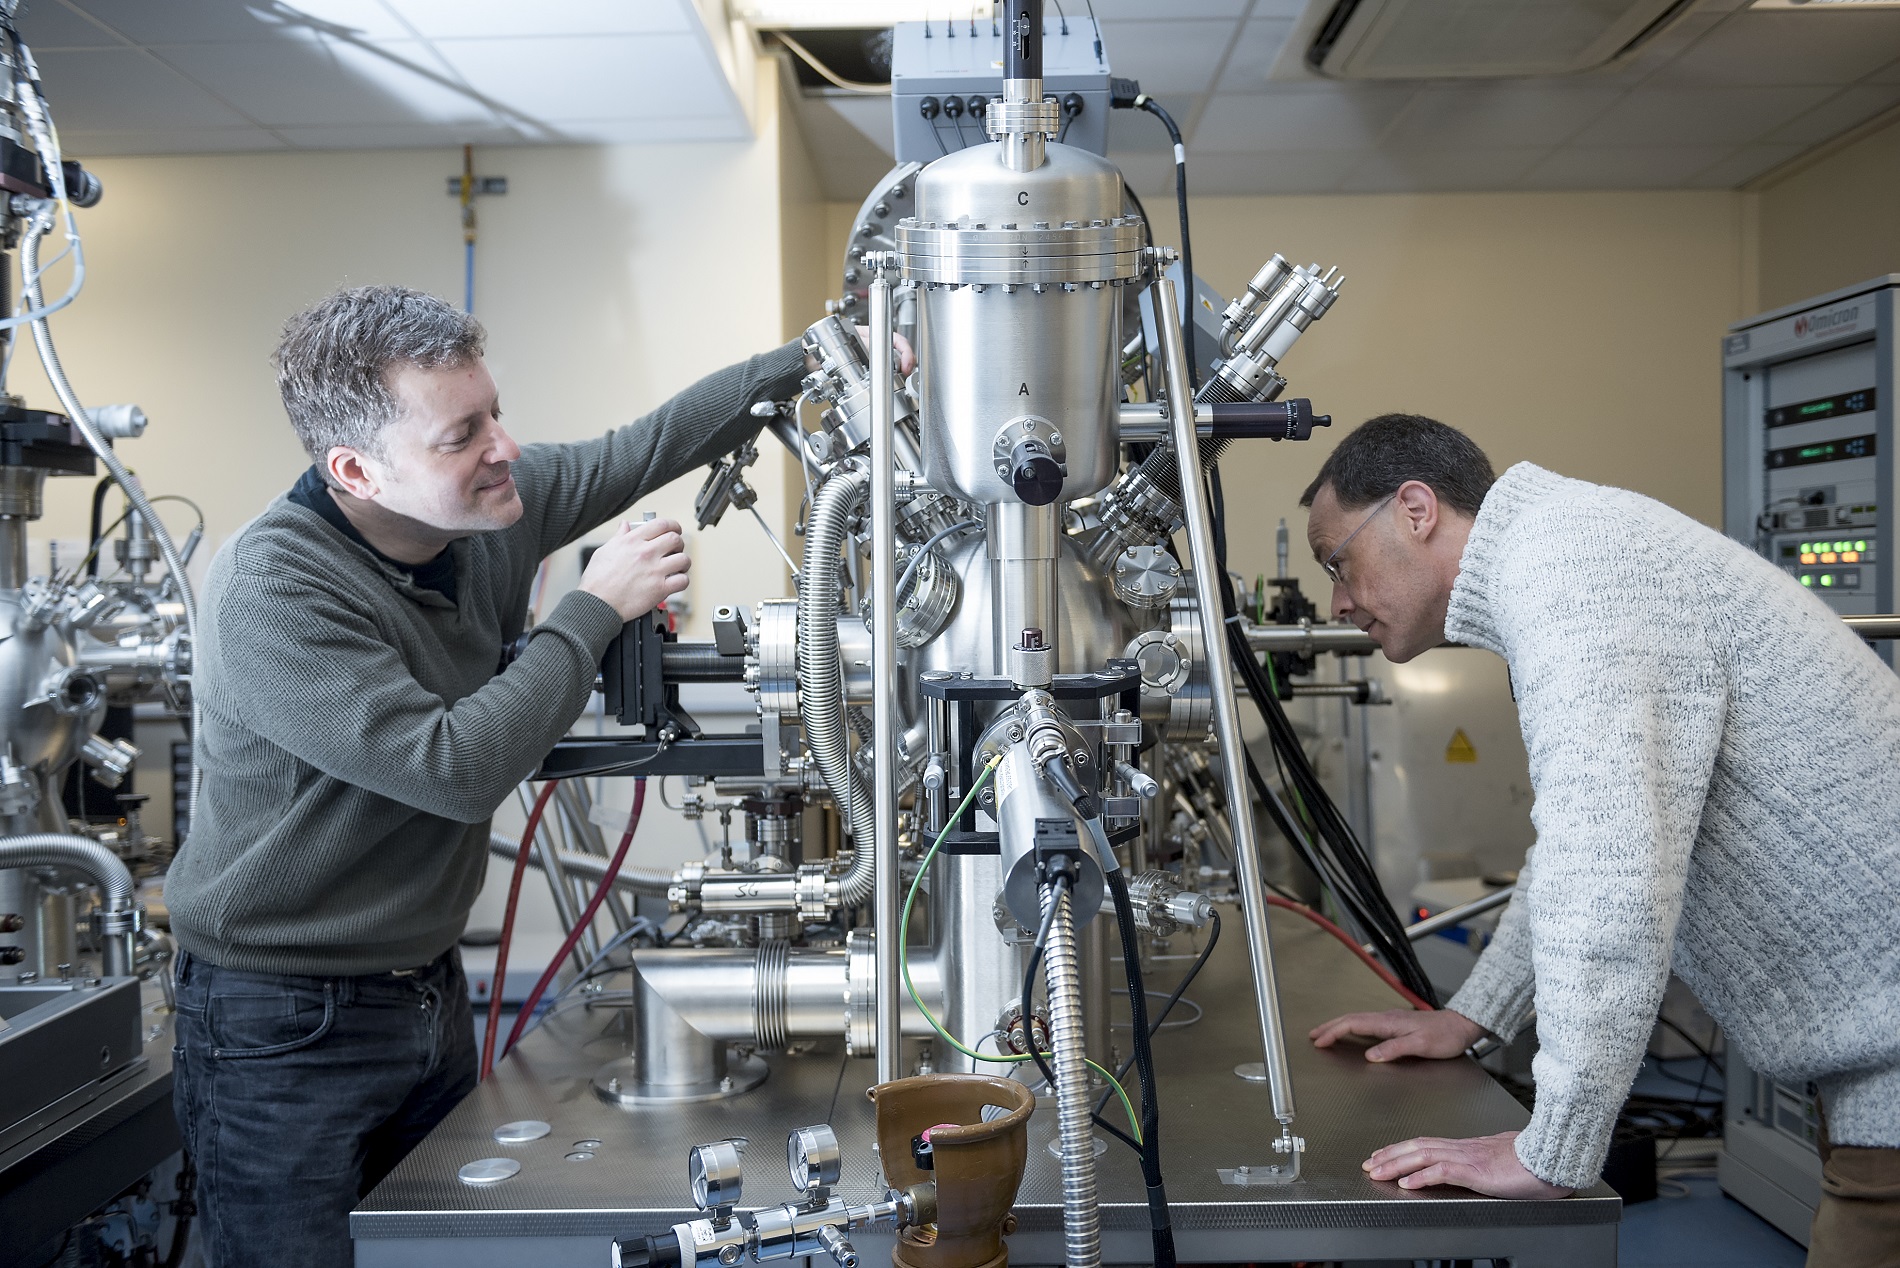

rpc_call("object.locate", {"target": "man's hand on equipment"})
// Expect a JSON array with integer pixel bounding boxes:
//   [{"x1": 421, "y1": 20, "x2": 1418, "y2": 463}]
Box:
[
  {"x1": 1363, "y1": 1131, "x2": 1574, "y2": 1199},
  {"x1": 856, "y1": 326, "x2": 917, "y2": 375},
  {"x1": 580, "y1": 517, "x2": 691, "y2": 621},
  {"x1": 1309, "y1": 1007, "x2": 1486, "y2": 1061}
]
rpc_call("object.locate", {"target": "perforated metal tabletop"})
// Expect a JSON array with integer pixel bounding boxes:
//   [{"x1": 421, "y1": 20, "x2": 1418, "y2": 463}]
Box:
[{"x1": 353, "y1": 907, "x2": 1619, "y2": 1266}]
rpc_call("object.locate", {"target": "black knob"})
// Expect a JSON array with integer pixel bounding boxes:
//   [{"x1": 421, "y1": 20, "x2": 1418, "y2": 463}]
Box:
[
  {"x1": 910, "y1": 1133, "x2": 936, "y2": 1171},
  {"x1": 1009, "y1": 439, "x2": 1065, "y2": 506},
  {"x1": 0, "y1": 947, "x2": 24, "y2": 966},
  {"x1": 0, "y1": 913, "x2": 22, "y2": 933}
]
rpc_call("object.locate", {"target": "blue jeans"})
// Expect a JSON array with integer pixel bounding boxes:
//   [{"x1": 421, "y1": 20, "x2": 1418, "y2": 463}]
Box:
[{"x1": 171, "y1": 946, "x2": 477, "y2": 1268}]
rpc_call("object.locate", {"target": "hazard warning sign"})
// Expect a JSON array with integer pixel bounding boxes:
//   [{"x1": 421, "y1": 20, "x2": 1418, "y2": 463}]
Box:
[{"x1": 1445, "y1": 729, "x2": 1478, "y2": 763}]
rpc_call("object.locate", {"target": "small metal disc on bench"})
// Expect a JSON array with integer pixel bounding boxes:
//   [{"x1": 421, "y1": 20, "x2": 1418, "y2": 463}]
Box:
[
  {"x1": 493, "y1": 1120, "x2": 551, "y2": 1144},
  {"x1": 458, "y1": 1157, "x2": 522, "y2": 1186}
]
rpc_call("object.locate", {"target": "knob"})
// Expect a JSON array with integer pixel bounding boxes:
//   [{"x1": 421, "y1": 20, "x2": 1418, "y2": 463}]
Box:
[
  {"x1": 0, "y1": 913, "x2": 21, "y2": 933},
  {"x1": 1009, "y1": 439, "x2": 1064, "y2": 506},
  {"x1": 0, "y1": 946, "x2": 23, "y2": 965}
]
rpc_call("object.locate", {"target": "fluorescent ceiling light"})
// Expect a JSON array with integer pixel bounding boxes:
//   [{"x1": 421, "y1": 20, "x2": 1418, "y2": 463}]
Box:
[
  {"x1": 734, "y1": 2, "x2": 988, "y2": 28},
  {"x1": 1751, "y1": 0, "x2": 1900, "y2": 9}
]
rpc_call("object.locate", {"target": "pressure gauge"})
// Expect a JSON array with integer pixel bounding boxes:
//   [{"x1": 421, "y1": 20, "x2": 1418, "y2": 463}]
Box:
[
  {"x1": 687, "y1": 1139, "x2": 745, "y2": 1210},
  {"x1": 786, "y1": 1124, "x2": 842, "y2": 1194}
]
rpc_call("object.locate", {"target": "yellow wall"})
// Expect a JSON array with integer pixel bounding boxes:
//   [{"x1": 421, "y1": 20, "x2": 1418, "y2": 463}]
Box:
[
  {"x1": 826, "y1": 187, "x2": 1753, "y2": 600},
  {"x1": 1757, "y1": 115, "x2": 1900, "y2": 312}
]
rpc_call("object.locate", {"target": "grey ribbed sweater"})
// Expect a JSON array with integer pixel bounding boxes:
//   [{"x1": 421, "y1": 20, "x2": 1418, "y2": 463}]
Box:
[
  {"x1": 1446, "y1": 462, "x2": 1900, "y2": 1189},
  {"x1": 167, "y1": 343, "x2": 807, "y2": 976}
]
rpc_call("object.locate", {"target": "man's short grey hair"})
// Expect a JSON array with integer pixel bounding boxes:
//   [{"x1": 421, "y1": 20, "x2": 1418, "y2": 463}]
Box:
[
  {"x1": 273, "y1": 286, "x2": 486, "y2": 477},
  {"x1": 1299, "y1": 413, "x2": 1496, "y2": 518}
]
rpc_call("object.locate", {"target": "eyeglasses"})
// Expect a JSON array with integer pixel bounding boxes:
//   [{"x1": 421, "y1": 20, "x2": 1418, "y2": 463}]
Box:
[{"x1": 1320, "y1": 492, "x2": 1396, "y2": 587}]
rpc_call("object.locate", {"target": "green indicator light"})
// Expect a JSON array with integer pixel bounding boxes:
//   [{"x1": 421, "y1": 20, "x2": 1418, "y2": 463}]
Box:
[
  {"x1": 1800, "y1": 542, "x2": 1811, "y2": 552},
  {"x1": 1802, "y1": 575, "x2": 1814, "y2": 586},
  {"x1": 1801, "y1": 402, "x2": 1831, "y2": 415},
  {"x1": 1858, "y1": 540, "x2": 1868, "y2": 551},
  {"x1": 1837, "y1": 541, "x2": 1849, "y2": 551},
  {"x1": 1822, "y1": 575, "x2": 1835, "y2": 587}
]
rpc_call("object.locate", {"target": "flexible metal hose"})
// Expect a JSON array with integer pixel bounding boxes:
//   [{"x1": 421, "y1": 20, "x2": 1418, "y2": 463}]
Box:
[
  {"x1": 487, "y1": 832, "x2": 672, "y2": 896},
  {"x1": 798, "y1": 466, "x2": 876, "y2": 907},
  {"x1": 0, "y1": 832, "x2": 136, "y2": 975},
  {"x1": 20, "y1": 216, "x2": 201, "y2": 825},
  {"x1": 1040, "y1": 881, "x2": 1101, "y2": 1268}
]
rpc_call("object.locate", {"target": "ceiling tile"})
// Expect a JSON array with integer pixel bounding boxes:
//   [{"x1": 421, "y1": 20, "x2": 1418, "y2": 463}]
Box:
[
  {"x1": 1683, "y1": 143, "x2": 1805, "y2": 188},
  {"x1": 1382, "y1": 83, "x2": 1624, "y2": 149},
  {"x1": 1104, "y1": 149, "x2": 1181, "y2": 200},
  {"x1": 71, "y1": 0, "x2": 410, "y2": 44},
  {"x1": 161, "y1": 38, "x2": 492, "y2": 128},
  {"x1": 383, "y1": 0, "x2": 691, "y2": 39},
  {"x1": 1107, "y1": 94, "x2": 1205, "y2": 151},
  {"x1": 1519, "y1": 144, "x2": 1735, "y2": 190},
  {"x1": 60, "y1": 125, "x2": 285, "y2": 154},
  {"x1": 1086, "y1": 0, "x2": 1250, "y2": 18},
  {"x1": 542, "y1": 116, "x2": 752, "y2": 144},
  {"x1": 1867, "y1": 58, "x2": 1900, "y2": 84},
  {"x1": 432, "y1": 34, "x2": 738, "y2": 124},
  {"x1": 1096, "y1": 19, "x2": 1238, "y2": 96},
  {"x1": 275, "y1": 122, "x2": 523, "y2": 149},
  {"x1": 14, "y1": 1, "x2": 125, "y2": 49},
  {"x1": 1215, "y1": 16, "x2": 1296, "y2": 94},
  {"x1": 1193, "y1": 84, "x2": 1418, "y2": 153},
  {"x1": 1338, "y1": 147, "x2": 1548, "y2": 193},
  {"x1": 1764, "y1": 83, "x2": 1900, "y2": 147},
  {"x1": 1658, "y1": 11, "x2": 1900, "y2": 87},
  {"x1": 1184, "y1": 147, "x2": 1362, "y2": 194},
  {"x1": 1570, "y1": 85, "x2": 1837, "y2": 147},
  {"x1": 35, "y1": 48, "x2": 256, "y2": 129}
]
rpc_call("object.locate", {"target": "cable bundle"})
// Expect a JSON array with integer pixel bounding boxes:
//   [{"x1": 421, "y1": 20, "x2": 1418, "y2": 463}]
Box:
[{"x1": 1207, "y1": 474, "x2": 1440, "y2": 1008}]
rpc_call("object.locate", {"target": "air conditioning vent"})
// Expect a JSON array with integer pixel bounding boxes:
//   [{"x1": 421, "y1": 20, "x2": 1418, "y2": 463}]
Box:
[{"x1": 1307, "y1": 0, "x2": 1695, "y2": 79}]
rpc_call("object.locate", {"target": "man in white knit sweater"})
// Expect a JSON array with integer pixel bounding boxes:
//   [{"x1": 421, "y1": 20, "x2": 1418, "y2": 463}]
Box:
[{"x1": 1299, "y1": 414, "x2": 1899, "y2": 1265}]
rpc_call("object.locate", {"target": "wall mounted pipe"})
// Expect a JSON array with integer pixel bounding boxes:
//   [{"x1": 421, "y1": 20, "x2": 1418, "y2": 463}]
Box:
[
  {"x1": 1150, "y1": 276, "x2": 1300, "y2": 1132},
  {"x1": 0, "y1": 833, "x2": 136, "y2": 976}
]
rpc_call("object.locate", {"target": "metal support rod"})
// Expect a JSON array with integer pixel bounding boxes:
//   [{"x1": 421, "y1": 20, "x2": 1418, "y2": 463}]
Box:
[
  {"x1": 1404, "y1": 884, "x2": 1515, "y2": 942},
  {"x1": 870, "y1": 272, "x2": 904, "y2": 1086},
  {"x1": 1149, "y1": 276, "x2": 1298, "y2": 1125}
]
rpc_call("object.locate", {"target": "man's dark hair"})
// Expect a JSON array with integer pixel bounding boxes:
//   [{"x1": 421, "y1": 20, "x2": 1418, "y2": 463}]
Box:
[
  {"x1": 273, "y1": 286, "x2": 486, "y2": 477},
  {"x1": 1298, "y1": 413, "x2": 1495, "y2": 517}
]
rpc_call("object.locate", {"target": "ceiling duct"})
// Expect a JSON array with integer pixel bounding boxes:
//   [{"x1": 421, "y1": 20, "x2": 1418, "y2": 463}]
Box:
[{"x1": 1306, "y1": 0, "x2": 1696, "y2": 79}]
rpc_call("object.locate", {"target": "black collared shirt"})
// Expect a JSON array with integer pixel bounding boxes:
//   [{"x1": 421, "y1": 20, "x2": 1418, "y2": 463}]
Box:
[{"x1": 287, "y1": 466, "x2": 458, "y2": 604}]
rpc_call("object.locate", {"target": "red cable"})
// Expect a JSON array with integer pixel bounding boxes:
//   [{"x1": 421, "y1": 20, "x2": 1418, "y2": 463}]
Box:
[
  {"x1": 501, "y1": 777, "x2": 647, "y2": 1060},
  {"x1": 480, "y1": 779, "x2": 559, "y2": 1081},
  {"x1": 1264, "y1": 893, "x2": 1434, "y2": 1011}
]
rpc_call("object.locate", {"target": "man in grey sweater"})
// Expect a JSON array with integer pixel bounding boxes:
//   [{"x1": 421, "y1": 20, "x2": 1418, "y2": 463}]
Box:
[
  {"x1": 164, "y1": 286, "x2": 826, "y2": 1267},
  {"x1": 1300, "y1": 414, "x2": 1899, "y2": 1266}
]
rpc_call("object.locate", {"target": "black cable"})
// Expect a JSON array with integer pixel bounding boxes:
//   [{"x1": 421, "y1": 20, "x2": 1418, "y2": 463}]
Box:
[
  {"x1": 1137, "y1": 95, "x2": 1197, "y2": 389},
  {"x1": 1106, "y1": 868, "x2": 1176, "y2": 1268},
  {"x1": 1096, "y1": 909, "x2": 1220, "y2": 1112},
  {"x1": 1021, "y1": 872, "x2": 1069, "y2": 1092},
  {"x1": 86, "y1": 477, "x2": 112, "y2": 578}
]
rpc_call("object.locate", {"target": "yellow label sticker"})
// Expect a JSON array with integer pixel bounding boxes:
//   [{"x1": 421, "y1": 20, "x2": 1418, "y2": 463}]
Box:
[{"x1": 1445, "y1": 729, "x2": 1478, "y2": 764}]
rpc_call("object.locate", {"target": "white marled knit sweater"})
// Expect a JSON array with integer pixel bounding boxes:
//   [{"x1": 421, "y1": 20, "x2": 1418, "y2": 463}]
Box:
[{"x1": 1444, "y1": 462, "x2": 1900, "y2": 1189}]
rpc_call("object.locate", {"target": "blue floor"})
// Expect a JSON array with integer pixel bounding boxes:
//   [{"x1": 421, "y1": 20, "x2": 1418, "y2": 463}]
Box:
[{"x1": 1620, "y1": 1174, "x2": 1808, "y2": 1267}]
